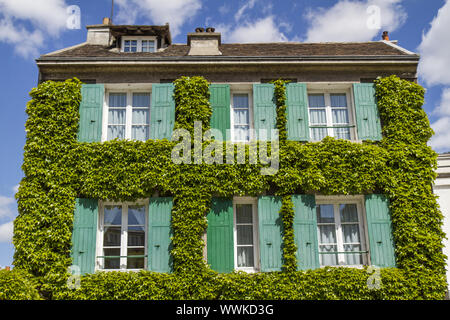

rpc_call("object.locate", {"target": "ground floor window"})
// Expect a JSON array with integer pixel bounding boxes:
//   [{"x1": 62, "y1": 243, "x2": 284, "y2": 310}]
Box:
[
  {"x1": 234, "y1": 197, "x2": 259, "y2": 272},
  {"x1": 315, "y1": 196, "x2": 368, "y2": 267},
  {"x1": 97, "y1": 201, "x2": 147, "y2": 271}
]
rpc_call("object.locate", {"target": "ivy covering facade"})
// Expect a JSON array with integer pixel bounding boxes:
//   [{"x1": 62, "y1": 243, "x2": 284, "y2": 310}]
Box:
[{"x1": 9, "y1": 75, "x2": 447, "y2": 300}]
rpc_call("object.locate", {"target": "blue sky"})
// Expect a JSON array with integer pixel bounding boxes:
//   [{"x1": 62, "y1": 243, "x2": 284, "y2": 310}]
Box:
[{"x1": 0, "y1": 0, "x2": 449, "y2": 267}]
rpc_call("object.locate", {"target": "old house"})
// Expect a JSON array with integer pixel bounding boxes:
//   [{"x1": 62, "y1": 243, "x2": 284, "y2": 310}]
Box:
[{"x1": 16, "y1": 18, "x2": 445, "y2": 299}]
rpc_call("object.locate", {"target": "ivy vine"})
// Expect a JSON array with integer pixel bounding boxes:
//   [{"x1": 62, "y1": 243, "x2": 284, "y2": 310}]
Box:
[{"x1": 8, "y1": 75, "x2": 447, "y2": 300}]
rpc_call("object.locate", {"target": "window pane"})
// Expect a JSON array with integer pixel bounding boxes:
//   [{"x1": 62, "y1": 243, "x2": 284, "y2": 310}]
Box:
[
  {"x1": 131, "y1": 126, "x2": 149, "y2": 141},
  {"x1": 342, "y1": 224, "x2": 361, "y2": 243},
  {"x1": 108, "y1": 109, "x2": 126, "y2": 124},
  {"x1": 237, "y1": 225, "x2": 253, "y2": 245},
  {"x1": 103, "y1": 226, "x2": 121, "y2": 246},
  {"x1": 233, "y1": 109, "x2": 249, "y2": 125},
  {"x1": 142, "y1": 40, "x2": 155, "y2": 53},
  {"x1": 237, "y1": 247, "x2": 254, "y2": 267},
  {"x1": 340, "y1": 204, "x2": 358, "y2": 222},
  {"x1": 319, "y1": 245, "x2": 338, "y2": 266},
  {"x1": 103, "y1": 248, "x2": 120, "y2": 269},
  {"x1": 333, "y1": 128, "x2": 350, "y2": 140},
  {"x1": 107, "y1": 125, "x2": 125, "y2": 140},
  {"x1": 104, "y1": 206, "x2": 122, "y2": 225},
  {"x1": 310, "y1": 127, "x2": 327, "y2": 141},
  {"x1": 233, "y1": 94, "x2": 249, "y2": 108},
  {"x1": 309, "y1": 109, "x2": 326, "y2": 125},
  {"x1": 127, "y1": 226, "x2": 145, "y2": 246},
  {"x1": 332, "y1": 109, "x2": 349, "y2": 124},
  {"x1": 317, "y1": 205, "x2": 334, "y2": 223},
  {"x1": 318, "y1": 225, "x2": 336, "y2": 244},
  {"x1": 308, "y1": 94, "x2": 325, "y2": 108},
  {"x1": 109, "y1": 93, "x2": 127, "y2": 107},
  {"x1": 233, "y1": 126, "x2": 250, "y2": 141},
  {"x1": 126, "y1": 248, "x2": 145, "y2": 269},
  {"x1": 330, "y1": 94, "x2": 347, "y2": 108},
  {"x1": 343, "y1": 244, "x2": 363, "y2": 265},
  {"x1": 132, "y1": 109, "x2": 149, "y2": 124},
  {"x1": 128, "y1": 206, "x2": 146, "y2": 225},
  {"x1": 236, "y1": 204, "x2": 252, "y2": 223},
  {"x1": 132, "y1": 93, "x2": 150, "y2": 108}
]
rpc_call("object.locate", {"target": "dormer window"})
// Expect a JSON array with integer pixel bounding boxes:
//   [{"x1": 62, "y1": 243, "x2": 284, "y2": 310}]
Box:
[{"x1": 121, "y1": 36, "x2": 157, "y2": 53}]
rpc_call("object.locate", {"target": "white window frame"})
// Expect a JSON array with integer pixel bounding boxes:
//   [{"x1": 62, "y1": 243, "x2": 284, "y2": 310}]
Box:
[
  {"x1": 233, "y1": 197, "x2": 260, "y2": 273},
  {"x1": 315, "y1": 195, "x2": 369, "y2": 268},
  {"x1": 307, "y1": 86, "x2": 358, "y2": 141},
  {"x1": 121, "y1": 36, "x2": 157, "y2": 53},
  {"x1": 96, "y1": 200, "x2": 148, "y2": 272},
  {"x1": 230, "y1": 90, "x2": 254, "y2": 143},
  {"x1": 102, "y1": 86, "x2": 152, "y2": 142}
]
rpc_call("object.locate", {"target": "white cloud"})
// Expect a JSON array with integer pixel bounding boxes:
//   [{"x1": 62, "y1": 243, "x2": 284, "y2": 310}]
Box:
[
  {"x1": 0, "y1": 221, "x2": 13, "y2": 243},
  {"x1": 418, "y1": 0, "x2": 450, "y2": 86},
  {"x1": 0, "y1": 196, "x2": 14, "y2": 220},
  {"x1": 218, "y1": 4, "x2": 230, "y2": 16},
  {"x1": 0, "y1": 0, "x2": 70, "y2": 58},
  {"x1": 234, "y1": 0, "x2": 257, "y2": 22},
  {"x1": 115, "y1": 0, "x2": 202, "y2": 38},
  {"x1": 433, "y1": 88, "x2": 450, "y2": 117},
  {"x1": 430, "y1": 116, "x2": 450, "y2": 152},
  {"x1": 303, "y1": 0, "x2": 407, "y2": 42},
  {"x1": 222, "y1": 16, "x2": 288, "y2": 43},
  {"x1": 0, "y1": 0, "x2": 67, "y2": 35}
]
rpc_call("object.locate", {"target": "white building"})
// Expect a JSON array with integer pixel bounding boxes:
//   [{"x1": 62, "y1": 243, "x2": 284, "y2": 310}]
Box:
[{"x1": 435, "y1": 152, "x2": 450, "y2": 297}]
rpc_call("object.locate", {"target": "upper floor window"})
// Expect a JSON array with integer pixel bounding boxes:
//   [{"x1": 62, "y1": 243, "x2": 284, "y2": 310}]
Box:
[
  {"x1": 97, "y1": 201, "x2": 147, "y2": 271},
  {"x1": 105, "y1": 91, "x2": 151, "y2": 141},
  {"x1": 307, "y1": 89, "x2": 356, "y2": 141},
  {"x1": 231, "y1": 91, "x2": 253, "y2": 142},
  {"x1": 316, "y1": 197, "x2": 368, "y2": 267},
  {"x1": 121, "y1": 37, "x2": 156, "y2": 53}
]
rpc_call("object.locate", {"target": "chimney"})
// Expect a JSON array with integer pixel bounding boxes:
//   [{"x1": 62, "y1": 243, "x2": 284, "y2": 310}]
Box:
[
  {"x1": 86, "y1": 18, "x2": 113, "y2": 46},
  {"x1": 187, "y1": 27, "x2": 222, "y2": 56},
  {"x1": 5, "y1": 266, "x2": 10, "y2": 271},
  {"x1": 102, "y1": 17, "x2": 112, "y2": 25},
  {"x1": 382, "y1": 31, "x2": 389, "y2": 41}
]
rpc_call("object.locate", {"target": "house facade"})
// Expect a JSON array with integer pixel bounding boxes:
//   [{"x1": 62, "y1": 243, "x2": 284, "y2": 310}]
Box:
[
  {"x1": 16, "y1": 19, "x2": 446, "y2": 299},
  {"x1": 435, "y1": 153, "x2": 450, "y2": 295}
]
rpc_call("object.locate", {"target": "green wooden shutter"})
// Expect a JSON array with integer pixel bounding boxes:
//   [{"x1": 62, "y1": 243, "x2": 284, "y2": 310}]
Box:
[
  {"x1": 148, "y1": 197, "x2": 173, "y2": 272},
  {"x1": 286, "y1": 83, "x2": 310, "y2": 141},
  {"x1": 292, "y1": 194, "x2": 319, "y2": 270},
  {"x1": 150, "y1": 84, "x2": 175, "y2": 140},
  {"x1": 71, "y1": 198, "x2": 98, "y2": 275},
  {"x1": 78, "y1": 84, "x2": 104, "y2": 142},
  {"x1": 207, "y1": 198, "x2": 234, "y2": 272},
  {"x1": 253, "y1": 84, "x2": 276, "y2": 140},
  {"x1": 365, "y1": 194, "x2": 396, "y2": 268},
  {"x1": 209, "y1": 84, "x2": 230, "y2": 140},
  {"x1": 258, "y1": 196, "x2": 283, "y2": 271},
  {"x1": 353, "y1": 83, "x2": 382, "y2": 141}
]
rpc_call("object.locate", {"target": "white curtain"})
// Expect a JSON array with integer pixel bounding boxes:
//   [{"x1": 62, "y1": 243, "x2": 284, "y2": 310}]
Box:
[{"x1": 340, "y1": 204, "x2": 362, "y2": 265}]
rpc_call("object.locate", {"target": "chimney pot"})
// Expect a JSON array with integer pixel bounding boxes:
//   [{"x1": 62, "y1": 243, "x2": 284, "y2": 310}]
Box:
[
  {"x1": 195, "y1": 27, "x2": 205, "y2": 33},
  {"x1": 102, "y1": 17, "x2": 112, "y2": 25},
  {"x1": 382, "y1": 31, "x2": 389, "y2": 41},
  {"x1": 206, "y1": 27, "x2": 215, "y2": 33}
]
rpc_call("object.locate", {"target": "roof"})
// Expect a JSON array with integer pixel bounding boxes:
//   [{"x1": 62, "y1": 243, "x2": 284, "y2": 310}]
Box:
[{"x1": 38, "y1": 41, "x2": 419, "y2": 62}]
